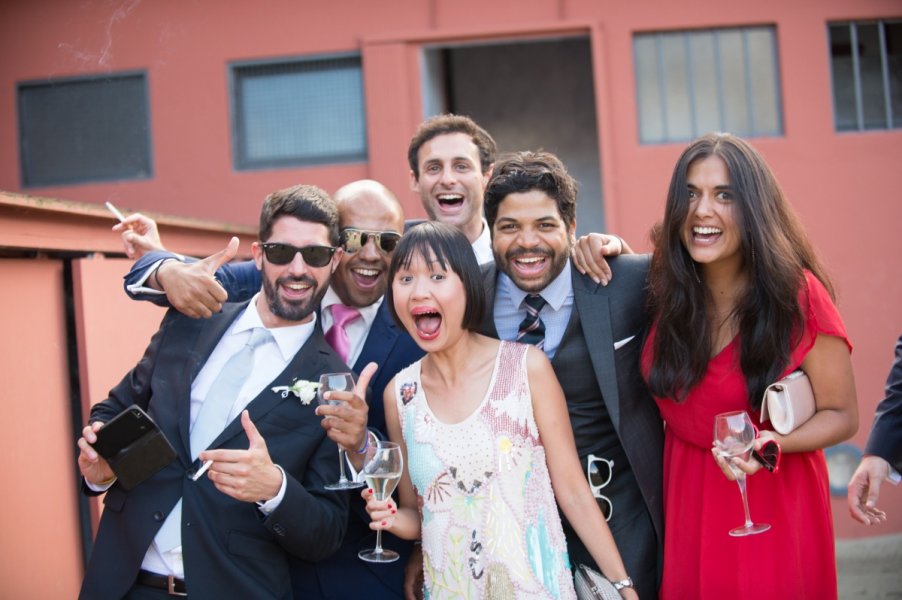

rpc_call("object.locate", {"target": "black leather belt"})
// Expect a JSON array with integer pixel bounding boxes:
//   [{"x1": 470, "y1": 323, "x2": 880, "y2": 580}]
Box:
[{"x1": 136, "y1": 570, "x2": 187, "y2": 596}]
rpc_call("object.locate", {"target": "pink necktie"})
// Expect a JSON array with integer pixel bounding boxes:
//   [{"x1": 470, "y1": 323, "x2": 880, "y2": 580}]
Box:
[{"x1": 325, "y1": 304, "x2": 361, "y2": 364}]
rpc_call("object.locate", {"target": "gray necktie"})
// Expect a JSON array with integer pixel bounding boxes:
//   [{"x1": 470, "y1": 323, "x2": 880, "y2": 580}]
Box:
[
  {"x1": 190, "y1": 327, "x2": 272, "y2": 459},
  {"x1": 156, "y1": 327, "x2": 272, "y2": 553}
]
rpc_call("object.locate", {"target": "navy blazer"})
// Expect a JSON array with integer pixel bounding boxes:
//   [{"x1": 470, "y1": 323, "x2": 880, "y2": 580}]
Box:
[
  {"x1": 80, "y1": 302, "x2": 350, "y2": 600},
  {"x1": 124, "y1": 255, "x2": 425, "y2": 598},
  {"x1": 865, "y1": 334, "x2": 902, "y2": 473}
]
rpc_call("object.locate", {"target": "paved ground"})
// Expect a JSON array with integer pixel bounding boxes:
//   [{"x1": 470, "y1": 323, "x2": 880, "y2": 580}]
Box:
[{"x1": 837, "y1": 533, "x2": 902, "y2": 599}]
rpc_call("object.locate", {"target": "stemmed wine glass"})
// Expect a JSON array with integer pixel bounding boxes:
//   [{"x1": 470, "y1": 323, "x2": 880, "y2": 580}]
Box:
[
  {"x1": 318, "y1": 372, "x2": 365, "y2": 491},
  {"x1": 713, "y1": 411, "x2": 771, "y2": 537},
  {"x1": 358, "y1": 441, "x2": 404, "y2": 563}
]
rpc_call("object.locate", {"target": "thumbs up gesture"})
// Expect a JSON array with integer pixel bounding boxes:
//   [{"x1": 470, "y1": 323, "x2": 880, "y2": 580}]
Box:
[
  {"x1": 199, "y1": 410, "x2": 283, "y2": 503},
  {"x1": 156, "y1": 237, "x2": 240, "y2": 318}
]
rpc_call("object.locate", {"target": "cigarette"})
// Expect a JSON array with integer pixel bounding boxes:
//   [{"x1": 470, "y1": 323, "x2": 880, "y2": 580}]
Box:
[
  {"x1": 104, "y1": 201, "x2": 127, "y2": 223},
  {"x1": 192, "y1": 459, "x2": 213, "y2": 481}
]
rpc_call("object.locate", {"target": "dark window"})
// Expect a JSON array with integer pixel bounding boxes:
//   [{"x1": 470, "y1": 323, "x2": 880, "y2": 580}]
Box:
[
  {"x1": 231, "y1": 55, "x2": 367, "y2": 169},
  {"x1": 18, "y1": 73, "x2": 151, "y2": 186},
  {"x1": 829, "y1": 19, "x2": 902, "y2": 132},
  {"x1": 634, "y1": 26, "x2": 783, "y2": 143}
]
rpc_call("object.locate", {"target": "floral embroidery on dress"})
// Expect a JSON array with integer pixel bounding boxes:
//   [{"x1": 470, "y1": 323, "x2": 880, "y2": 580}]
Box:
[{"x1": 395, "y1": 342, "x2": 576, "y2": 600}]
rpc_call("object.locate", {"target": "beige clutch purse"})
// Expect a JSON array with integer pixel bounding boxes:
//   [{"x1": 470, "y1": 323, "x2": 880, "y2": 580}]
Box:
[{"x1": 760, "y1": 370, "x2": 816, "y2": 435}]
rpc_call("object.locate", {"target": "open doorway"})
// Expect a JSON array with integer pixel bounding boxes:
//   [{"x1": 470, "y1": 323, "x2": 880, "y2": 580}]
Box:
[{"x1": 422, "y1": 36, "x2": 604, "y2": 235}]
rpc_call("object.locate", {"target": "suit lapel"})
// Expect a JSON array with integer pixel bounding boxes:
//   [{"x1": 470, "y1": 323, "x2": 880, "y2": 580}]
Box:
[
  {"x1": 355, "y1": 303, "x2": 398, "y2": 372},
  {"x1": 480, "y1": 264, "x2": 500, "y2": 338},
  {"x1": 571, "y1": 268, "x2": 623, "y2": 430}
]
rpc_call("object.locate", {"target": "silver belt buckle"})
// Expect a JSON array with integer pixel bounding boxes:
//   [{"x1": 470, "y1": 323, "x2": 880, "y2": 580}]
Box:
[{"x1": 168, "y1": 575, "x2": 187, "y2": 597}]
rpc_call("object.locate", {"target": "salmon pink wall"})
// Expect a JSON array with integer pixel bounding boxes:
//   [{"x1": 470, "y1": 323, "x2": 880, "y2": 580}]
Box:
[{"x1": 0, "y1": 260, "x2": 83, "y2": 598}]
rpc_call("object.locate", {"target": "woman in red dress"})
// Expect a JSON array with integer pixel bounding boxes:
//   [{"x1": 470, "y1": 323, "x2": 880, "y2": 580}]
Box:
[{"x1": 641, "y1": 133, "x2": 858, "y2": 599}]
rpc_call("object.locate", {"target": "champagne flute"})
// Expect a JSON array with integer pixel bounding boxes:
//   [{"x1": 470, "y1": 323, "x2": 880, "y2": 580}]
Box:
[
  {"x1": 713, "y1": 411, "x2": 771, "y2": 536},
  {"x1": 359, "y1": 441, "x2": 404, "y2": 563},
  {"x1": 318, "y1": 372, "x2": 365, "y2": 491}
]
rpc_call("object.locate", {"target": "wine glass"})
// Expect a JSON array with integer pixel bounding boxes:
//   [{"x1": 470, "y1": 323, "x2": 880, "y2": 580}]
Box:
[
  {"x1": 318, "y1": 372, "x2": 365, "y2": 491},
  {"x1": 713, "y1": 411, "x2": 771, "y2": 536},
  {"x1": 358, "y1": 441, "x2": 404, "y2": 563}
]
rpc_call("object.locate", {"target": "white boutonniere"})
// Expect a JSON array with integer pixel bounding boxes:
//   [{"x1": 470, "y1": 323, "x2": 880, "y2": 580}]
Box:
[{"x1": 272, "y1": 379, "x2": 320, "y2": 405}]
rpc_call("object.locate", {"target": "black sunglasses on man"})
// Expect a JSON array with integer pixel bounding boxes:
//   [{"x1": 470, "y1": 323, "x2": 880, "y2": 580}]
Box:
[{"x1": 260, "y1": 243, "x2": 336, "y2": 267}]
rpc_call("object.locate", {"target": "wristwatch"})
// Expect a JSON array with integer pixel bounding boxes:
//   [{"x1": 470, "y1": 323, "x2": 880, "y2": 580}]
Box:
[{"x1": 611, "y1": 577, "x2": 634, "y2": 591}]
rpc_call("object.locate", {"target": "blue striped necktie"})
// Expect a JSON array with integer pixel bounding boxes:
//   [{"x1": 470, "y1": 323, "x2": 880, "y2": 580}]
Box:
[{"x1": 517, "y1": 294, "x2": 547, "y2": 349}]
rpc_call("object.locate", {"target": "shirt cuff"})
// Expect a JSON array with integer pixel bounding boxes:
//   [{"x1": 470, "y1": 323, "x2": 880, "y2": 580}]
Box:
[
  {"x1": 84, "y1": 477, "x2": 116, "y2": 492},
  {"x1": 125, "y1": 257, "x2": 183, "y2": 296},
  {"x1": 346, "y1": 430, "x2": 379, "y2": 481},
  {"x1": 256, "y1": 464, "x2": 287, "y2": 514}
]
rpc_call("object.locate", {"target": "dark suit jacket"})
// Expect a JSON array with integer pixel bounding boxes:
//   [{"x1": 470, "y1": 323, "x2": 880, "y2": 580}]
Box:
[
  {"x1": 480, "y1": 256, "x2": 664, "y2": 595},
  {"x1": 124, "y1": 255, "x2": 425, "y2": 598},
  {"x1": 291, "y1": 300, "x2": 424, "y2": 599},
  {"x1": 79, "y1": 302, "x2": 350, "y2": 600},
  {"x1": 354, "y1": 301, "x2": 425, "y2": 427},
  {"x1": 865, "y1": 334, "x2": 902, "y2": 473}
]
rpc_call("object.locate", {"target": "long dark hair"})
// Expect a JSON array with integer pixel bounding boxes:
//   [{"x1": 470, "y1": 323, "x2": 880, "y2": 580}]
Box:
[{"x1": 646, "y1": 133, "x2": 834, "y2": 409}]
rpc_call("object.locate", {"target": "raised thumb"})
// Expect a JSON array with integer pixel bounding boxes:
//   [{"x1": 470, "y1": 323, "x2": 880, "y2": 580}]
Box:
[
  {"x1": 204, "y1": 236, "x2": 240, "y2": 275},
  {"x1": 241, "y1": 410, "x2": 263, "y2": 447}
]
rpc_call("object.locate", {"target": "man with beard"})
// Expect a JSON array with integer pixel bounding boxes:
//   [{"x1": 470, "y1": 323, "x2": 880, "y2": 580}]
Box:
[
  {"x1": 479, "y1": 151, "x2": 663, "y2": 599},
  {"x1": 76, "y1": 185, "x2": 359, "y2": 599},
  {"x1": 119, "y1": 180, "x2": 424, "y2": 598}
]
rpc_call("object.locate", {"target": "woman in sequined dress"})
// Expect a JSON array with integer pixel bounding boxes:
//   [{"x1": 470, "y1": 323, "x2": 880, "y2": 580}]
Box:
[{"x1": 364, "y1": 222, "x2": 636, "y2": 600}]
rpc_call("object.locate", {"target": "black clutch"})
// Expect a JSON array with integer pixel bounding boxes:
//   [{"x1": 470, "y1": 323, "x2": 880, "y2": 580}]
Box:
[{"x1": 92, "y1": 405, "x2": 177, "y2": 490}]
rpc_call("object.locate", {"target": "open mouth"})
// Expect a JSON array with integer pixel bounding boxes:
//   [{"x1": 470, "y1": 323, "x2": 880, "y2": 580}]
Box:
[
  {"x1": 280, "y1": 277, "x2": 313, "y2": 300},
  {"x1": 692, "y1": 225, "x2": 723, "y2": 244},
  {"x1": 508, "y1": 250, "x2": 552, "y2": 278},
  {"x1": 350, "y1": 266, "x2": 382, "y2": 289},
  {"x1": 436, "y1": 194, "x2": 465, "y2": 212},
  {"x1": 411, "y1": 306, "x2": 442, "y2": 340}
]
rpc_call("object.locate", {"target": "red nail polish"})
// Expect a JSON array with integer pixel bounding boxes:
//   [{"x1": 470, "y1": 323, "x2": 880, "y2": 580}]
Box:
[
  {"x1": 381, "y1": 520, "x2": 387, "y2": 526},
  {"x1": 391, "y1": 509, "x2": 396, "y2": 514}
]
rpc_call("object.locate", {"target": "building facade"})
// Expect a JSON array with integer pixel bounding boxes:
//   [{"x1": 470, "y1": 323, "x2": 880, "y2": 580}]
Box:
[{"x1": 1, "y1": 0, "x2": 900, "y2": 595}]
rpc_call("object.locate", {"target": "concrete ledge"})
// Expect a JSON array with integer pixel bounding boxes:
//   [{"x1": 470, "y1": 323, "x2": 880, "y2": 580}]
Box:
[{"x1": 0, "y1": 191, "x2": 256, "y2": 258}]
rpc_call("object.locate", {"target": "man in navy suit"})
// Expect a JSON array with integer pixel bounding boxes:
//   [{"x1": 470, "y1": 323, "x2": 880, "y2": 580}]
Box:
[
  {"x1": 120, "y1": 180, "x2": 424, "y2": 598},
  {"x1": 77, "y1": 184, "x2": 356, "y2": 599},
  {"x1": 848, "y1": 333, "x2": 902, "y2": 524}
]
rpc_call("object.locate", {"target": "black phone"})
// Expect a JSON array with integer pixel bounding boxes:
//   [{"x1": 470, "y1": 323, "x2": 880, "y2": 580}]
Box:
[
  {"x1": 91, "y1": 405, "x2": 177, "y2": 490},
  {"x1": 752, "y1": 439, "x2": 781, "y2": 474},
  {"x1": 92, "y1": 405, "x2": 158, "y2": 459}
]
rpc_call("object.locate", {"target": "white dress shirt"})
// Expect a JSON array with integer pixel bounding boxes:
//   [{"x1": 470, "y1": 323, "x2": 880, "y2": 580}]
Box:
[{"x1": 472, "y1": 219, "x2": 494, "y2": 266}]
